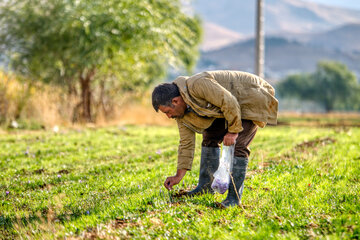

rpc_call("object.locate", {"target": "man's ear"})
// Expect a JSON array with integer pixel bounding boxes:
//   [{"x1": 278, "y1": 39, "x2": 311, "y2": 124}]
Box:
[{"x1": 171, "y1": 96, "x2": 181, "y2": 105}]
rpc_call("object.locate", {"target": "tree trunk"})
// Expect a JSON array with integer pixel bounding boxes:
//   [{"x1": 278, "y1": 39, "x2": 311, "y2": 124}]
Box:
[
  {"x1": 15, "y1": 82, "x2": 33, "y2": 120},
  {"x1": 79, "y1": 69, "x2": 95, "y2": 122},
  {"x1": 324, "y1": 100, "x2": 333, "y2": 113},
  {"x1": 66, "y1": 77, "x2": 77, "y2": 96},
  {"x1": 99, "y1": 79, "x2": 111, "y2": 117}
]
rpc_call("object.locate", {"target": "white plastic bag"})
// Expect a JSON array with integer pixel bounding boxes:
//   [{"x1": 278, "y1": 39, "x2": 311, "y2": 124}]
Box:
[{"x1": 211, "y1": 145, "x2": 234, "y2": 194}]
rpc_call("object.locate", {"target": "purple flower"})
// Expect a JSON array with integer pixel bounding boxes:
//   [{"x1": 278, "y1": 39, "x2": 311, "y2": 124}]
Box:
[
  {"x1": 156, "y1": 150, "x2": 162, "y2": 155},
  {"x1": 57, "y1": 174, "x2": 61, "y2": 178},
  {"x1": 24, "y1": 147, "x2": 30, "y2": 156},
  {"x1": 86, "y1": 211, "x2": 90, "y2": 215},
  {"x1": 119, "y1": 127, "x2": 127, "y2": 131},
  {"x1": 6, "y1": 191, "x2": 9, "y2": 195},
  {"x1": 79, "y1": 180, "x2": 82, "y2": 183}
]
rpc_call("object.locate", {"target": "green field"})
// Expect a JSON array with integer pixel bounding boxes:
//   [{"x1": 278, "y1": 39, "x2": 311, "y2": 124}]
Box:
[{"x1": 0, "y1": 123, "x2": 359, "y2": 239}]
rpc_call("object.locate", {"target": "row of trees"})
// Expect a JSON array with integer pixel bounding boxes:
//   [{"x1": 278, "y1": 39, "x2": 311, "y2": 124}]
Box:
[
  {"x1": 1, "y1": 1, "x2": 359, "y2": 124},
  {"x1": 277, "y1": 61, "x2": 360, "y2": 112},
  {"x1": 0, "y1": 0, "x2": 202, "y2": 122}
]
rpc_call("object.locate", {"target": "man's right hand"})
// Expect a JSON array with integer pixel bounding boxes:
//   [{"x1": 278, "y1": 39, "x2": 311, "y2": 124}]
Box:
[
  {"x1": 164, "y1": 176, "x2": 180, "y2": 190},
  {"x1": 164, "y1": 169, "x2": 187, "y2": 190}
]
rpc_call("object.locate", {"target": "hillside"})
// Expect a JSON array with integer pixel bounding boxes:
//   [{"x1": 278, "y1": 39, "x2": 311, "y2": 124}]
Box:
[
  {"x1": 198, "y1": 37, "x2": 360, "y2": 80},
  {"x1": 194, "y1": 0, "x2": 360, "y2": 80},
  {"x1": 201, "y1": 22, "x2": 244, "y2": 51},
  {"x1": 193, "y1": 0, "x2": 360, "y2": 35},
  {"x1": 304, "y1": 23, "x2": 360, "y2": 52}
]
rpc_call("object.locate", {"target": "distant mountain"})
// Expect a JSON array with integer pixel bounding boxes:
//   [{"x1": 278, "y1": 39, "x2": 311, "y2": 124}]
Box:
[
  {"x1": 193, "y1": 0, "x2": 360, "y2": 81},
  {"x1": 200, "y1": 22, "x2": 245, "y2": 51},
  {"x1": 192, "y1": 0, "x2": 360, "y2": 35},
  {"x1": 197, "y1": 36, "x2": 360, "y2": 81},
  {"x1": 285, "y1": 23, "x2": 360, "y2": 53}
]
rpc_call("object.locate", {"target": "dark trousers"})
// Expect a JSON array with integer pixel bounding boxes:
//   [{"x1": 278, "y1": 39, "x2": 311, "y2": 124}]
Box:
[{"x1": 202, "y1": 118, "x2": 258, "y2": 158}]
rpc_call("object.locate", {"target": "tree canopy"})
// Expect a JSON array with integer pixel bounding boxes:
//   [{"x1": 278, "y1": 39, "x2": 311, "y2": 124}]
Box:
[
  {"x1": 277, "y1": 61, "x2": 360, "y2": 112},
  {"x1": 0, "y1": 0, "x2": 202, "y2": 121}
]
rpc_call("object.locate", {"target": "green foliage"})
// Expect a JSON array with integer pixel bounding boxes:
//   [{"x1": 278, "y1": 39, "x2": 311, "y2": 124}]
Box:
[
  {"x1": 277, "y1": 61, "x2": 360, "y2": 112},
  {"x1": 314, "y1": 62, "x2": 359, "y2": 111},
  {"x1": 0, "y1": 0, "x2": 201, "y2": 86},
  {"x1": 0, "y1": 0, "x2": 202, "y2": 121},
  {"x1": 276, "y1": 73, "x2": 314, "y2": 99},
  {"x1": 0, "y1": 124, "x2": 359, "y2": 239}
]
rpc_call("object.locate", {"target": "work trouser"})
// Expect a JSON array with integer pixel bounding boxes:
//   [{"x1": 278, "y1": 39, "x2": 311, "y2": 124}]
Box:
[{"x1": 202, "y1": 118, "x2": 258, "y2": 158}]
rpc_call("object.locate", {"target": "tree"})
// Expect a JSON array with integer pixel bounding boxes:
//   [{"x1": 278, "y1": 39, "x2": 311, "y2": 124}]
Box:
[
  {"x1": 276, "y1": 73, "x2": 314, "y2": 99},
  {"x1": 0, "y1": 0, "x2": 202, "y2": 122},
  {"x1": 277, "y1": 61, "x2": 359, "y2": 112},
  {"x1": 313, "y1": 61, "x2": 358, "y2": 111}
]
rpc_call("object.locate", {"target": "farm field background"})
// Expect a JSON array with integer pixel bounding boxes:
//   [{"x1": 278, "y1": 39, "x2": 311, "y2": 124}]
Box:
[{"x1": 0, "y1": 115, "x2": 359, "y2": 239}]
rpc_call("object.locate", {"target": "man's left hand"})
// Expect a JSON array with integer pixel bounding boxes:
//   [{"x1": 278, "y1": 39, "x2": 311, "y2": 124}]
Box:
[{"x1": 223, "y1": 132, "x2": 238, "y2": 146}]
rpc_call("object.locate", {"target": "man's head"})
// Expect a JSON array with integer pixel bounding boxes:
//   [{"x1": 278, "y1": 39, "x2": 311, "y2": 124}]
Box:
[{"x1": 152, "y1": 83, "x2": 187, "y2": 119}]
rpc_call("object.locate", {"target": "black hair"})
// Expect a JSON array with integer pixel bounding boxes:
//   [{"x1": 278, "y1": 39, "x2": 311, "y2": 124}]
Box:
[{"x1": 152, "y1": 83, "x2": 180, "y2": 112}]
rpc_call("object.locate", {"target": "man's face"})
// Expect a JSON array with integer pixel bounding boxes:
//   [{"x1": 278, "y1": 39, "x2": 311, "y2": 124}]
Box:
[{"x1": 158, "y1": 97, "x2": 186, "y2": 119}]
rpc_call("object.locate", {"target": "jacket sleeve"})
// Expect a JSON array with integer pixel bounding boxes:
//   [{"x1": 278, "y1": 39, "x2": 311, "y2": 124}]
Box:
[
  {"x1": 191, "y1": 77, "x2": 243, "y2": 133},
  {"x1": 176, "y1": 120, "x2": 196, "y2": 170}
]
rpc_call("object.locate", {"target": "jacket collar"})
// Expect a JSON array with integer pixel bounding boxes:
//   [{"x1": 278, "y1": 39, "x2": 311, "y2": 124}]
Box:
[{"x1": 173, "y1": 76, "x2": 223, "y2": 118}]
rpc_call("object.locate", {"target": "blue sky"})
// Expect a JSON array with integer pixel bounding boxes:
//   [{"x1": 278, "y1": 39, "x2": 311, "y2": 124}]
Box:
[{"x1": 306, "y1": 0, "x2": 360, "y2": 10}]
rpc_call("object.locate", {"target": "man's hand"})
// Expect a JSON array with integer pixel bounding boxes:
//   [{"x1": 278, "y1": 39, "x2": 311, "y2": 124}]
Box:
[
  {"x1": 164, "y1": 169, "x2": 187, "y2": 190},
  {"x1": 223, "y1": 132, "x2": 238, "y2": 146}
]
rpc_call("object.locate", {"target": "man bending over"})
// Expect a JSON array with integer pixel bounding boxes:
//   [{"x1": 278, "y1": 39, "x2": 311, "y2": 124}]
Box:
[{"x1": 152, "y1": 70, "x2": 278, "y2": 207}]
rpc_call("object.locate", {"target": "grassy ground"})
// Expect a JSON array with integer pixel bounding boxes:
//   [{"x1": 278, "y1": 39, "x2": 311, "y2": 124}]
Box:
[{"x1": 0, "y1": 122, "x2": 359, "y2": 239}]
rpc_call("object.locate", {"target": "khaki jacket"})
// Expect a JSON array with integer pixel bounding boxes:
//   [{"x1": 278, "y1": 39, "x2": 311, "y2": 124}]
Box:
[{"x1": 174, "y1": 70, "x2": 278, "y2": 170}]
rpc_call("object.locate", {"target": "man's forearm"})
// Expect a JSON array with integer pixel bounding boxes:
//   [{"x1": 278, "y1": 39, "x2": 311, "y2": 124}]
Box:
[{"x1": 175, "y1": 169, "x2": 187, "y2": 180}]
